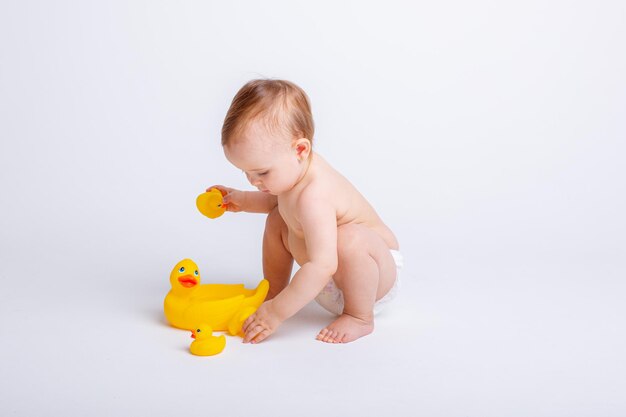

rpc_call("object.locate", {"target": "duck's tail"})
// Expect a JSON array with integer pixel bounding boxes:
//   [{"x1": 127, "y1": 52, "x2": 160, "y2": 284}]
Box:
[
  {"x1": 250, "y1": 279, "x2": 269, "y2": 306},
  {"x1": 227, "y1": 280, "x2": 270, "y2": 336}
]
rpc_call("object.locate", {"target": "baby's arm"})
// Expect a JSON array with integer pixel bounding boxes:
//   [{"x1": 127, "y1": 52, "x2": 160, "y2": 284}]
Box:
[
  {"x1": 208, "y1": 185, "x2": 277, "y2": 213},
  {"x1": 242, "y1": 191, "x2": 338, "y2": 343},
  {"x1": 236, "y1": 191, "x2": 277, "y2": 213},
  {"x1": 270, "y1": 193, "x2": 338, "y2": 321}
]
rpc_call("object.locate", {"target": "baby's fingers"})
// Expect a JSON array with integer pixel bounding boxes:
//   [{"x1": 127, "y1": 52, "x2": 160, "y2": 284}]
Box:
[
  {"x1": 243, "y1": 324, "x2": 264, "y2": 344},
  {"x1": 242, "y1": 314, "x2": 256, "y2": 334},
  {"x1": 206, "y1": 185, "x2": 230, "y2": 196},
  {"x1": 250, "y1": 329, "x2": 271, "y2": 344}
]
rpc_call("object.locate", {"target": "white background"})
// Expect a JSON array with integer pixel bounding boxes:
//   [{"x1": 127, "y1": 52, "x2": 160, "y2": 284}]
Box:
[{"x1": 1, "y1": 1, "x2": 625, "y2": 416}]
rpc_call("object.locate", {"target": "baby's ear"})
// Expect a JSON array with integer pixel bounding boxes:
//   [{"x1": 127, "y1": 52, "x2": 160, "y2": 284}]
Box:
[{"x1": 294, "y1": 138, "x2": 311, "y2": 161}]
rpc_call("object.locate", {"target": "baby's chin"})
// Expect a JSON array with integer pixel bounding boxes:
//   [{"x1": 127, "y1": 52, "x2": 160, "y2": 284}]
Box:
[{"x1": 259, "y1": 189, "x2": 279, "y2": 196}]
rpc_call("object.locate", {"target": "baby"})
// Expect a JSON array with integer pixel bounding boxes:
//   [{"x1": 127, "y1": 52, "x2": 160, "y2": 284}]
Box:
[{"x1": 210, "y1": 79, "x2": 401, "y2": 344}]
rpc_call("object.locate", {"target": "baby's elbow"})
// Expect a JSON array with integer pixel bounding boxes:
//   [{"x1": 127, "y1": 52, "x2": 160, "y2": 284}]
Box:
[{"x1": 313, "y1": 259, "x2": 337, "y2": 277}]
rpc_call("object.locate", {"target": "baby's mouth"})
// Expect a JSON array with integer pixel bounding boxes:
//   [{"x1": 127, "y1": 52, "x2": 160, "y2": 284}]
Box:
[{"x1": 178, "y1": 275, "x2": 198, "y2": 288}]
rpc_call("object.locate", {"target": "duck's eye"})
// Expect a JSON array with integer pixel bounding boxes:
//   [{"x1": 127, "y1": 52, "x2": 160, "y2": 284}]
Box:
[
  {"x1": 196, "y1": 329, "x2": 201, "y2": 332},
  {"x1": 179, "y1": 266, "x2": 185, "y2": 273},
  {"x1": 194, "y1": 270, "x2": 198, "y2": 276}
]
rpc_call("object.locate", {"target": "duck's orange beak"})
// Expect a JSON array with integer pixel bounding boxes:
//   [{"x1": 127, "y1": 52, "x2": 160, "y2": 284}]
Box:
[
  {"x1": 191, "y1": 330, "x2": 196, "y2": 339},
  {"x1": 178, "y1": 275, "x2": 198, "y2": 288}
]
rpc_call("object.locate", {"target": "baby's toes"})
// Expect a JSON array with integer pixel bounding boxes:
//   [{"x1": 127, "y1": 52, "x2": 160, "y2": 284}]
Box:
[
  {"x1": 323, "y1": 330, "x2": 337, "y2": 343},
  {"x1": 316, "y1": 328, "x2": 329, "y2": 341},
  {"x1": 336, "y1": 332, "x2": 348, "y2": 343}
]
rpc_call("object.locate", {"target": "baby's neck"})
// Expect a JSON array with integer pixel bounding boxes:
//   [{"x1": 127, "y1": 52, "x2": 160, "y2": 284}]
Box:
[{"x1": 280, "y1": 152, "x2": 316, "y2": 198}]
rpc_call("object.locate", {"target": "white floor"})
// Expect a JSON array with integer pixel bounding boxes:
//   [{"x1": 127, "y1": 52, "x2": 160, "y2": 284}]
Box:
[
  {"x1": 2, "y1": 239, "x2": 624, "y2": 416},
  {"x1": 1, "y1": 1, "x2": 625, "y2": 415}
]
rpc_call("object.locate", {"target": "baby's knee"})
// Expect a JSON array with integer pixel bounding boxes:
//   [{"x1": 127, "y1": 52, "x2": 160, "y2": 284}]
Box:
[
  {"x1": 264, "y1": 206, "x2": 290, "y2": 252},
  {"x1": 265, "y1": 206, "x2": 285, "y2": 232}
]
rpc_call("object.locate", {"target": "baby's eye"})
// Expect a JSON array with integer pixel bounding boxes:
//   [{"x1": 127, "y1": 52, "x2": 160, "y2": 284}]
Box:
[
  {"x1": 179, "y1": 267, "x2": 185, "y2": 273},
  {"x1": 259, "y1": 171, "x2": 269, "y2": 176},
  {"x1": 194, "y1": 270, "x2": 198, "y2": 276}
]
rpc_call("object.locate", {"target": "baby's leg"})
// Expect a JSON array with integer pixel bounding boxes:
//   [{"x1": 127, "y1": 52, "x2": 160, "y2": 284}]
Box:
[
  {"x1": 317, "y1": 224, "x2": 397, "y2": 344},
  {"x1": 262, "y1": 207, "x2": 294, "y2": 300}
]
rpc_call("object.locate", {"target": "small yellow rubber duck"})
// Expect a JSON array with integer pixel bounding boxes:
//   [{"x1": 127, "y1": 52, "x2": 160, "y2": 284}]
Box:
[
  {"x1": 196, "y1": 188, "x2": 226, "y2": 219},
  {"x1": 190, "y1": 324, "x2": 226, "y2": 356},
  {"x1": 164, "y1": 259, "x2": 269, "y2": 335}
]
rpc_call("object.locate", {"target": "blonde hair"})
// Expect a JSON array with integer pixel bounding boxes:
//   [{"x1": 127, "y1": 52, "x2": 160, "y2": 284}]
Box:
[{"x1": 221, "y1": 79, "x2": 314, "y2": 147}]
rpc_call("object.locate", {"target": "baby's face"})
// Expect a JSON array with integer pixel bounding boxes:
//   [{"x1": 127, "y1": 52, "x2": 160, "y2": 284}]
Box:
[{"x1": 224, "y1": 122, "x2": 305, "y2": 196}]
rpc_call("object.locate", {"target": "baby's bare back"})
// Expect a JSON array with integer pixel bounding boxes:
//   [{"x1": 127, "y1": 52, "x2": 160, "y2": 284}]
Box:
[{"x1": 278, "y1": 154, "x2": 398, "y2": 264}]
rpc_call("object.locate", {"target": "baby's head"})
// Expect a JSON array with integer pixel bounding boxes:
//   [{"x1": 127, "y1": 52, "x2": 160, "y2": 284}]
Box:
[{"x1": 222, "y1": 79, "x2": 315, "y2": 195}]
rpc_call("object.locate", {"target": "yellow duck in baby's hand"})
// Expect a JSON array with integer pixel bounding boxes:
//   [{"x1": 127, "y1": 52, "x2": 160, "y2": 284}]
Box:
[
  {"x1": 190, "y1": 324, "x2": 226, "y2": 356},
  {"x1": 196, "y1": 188, "x2": 226, "y2": 219},
  {"x1": 164, "y1": 259, "x2": 269, "y2": 336}
]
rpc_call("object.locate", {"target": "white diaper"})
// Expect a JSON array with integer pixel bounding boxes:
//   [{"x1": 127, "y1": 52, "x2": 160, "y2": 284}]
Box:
[{"x1": 314, "y1": 249, "x2": 404, "y2": 316}]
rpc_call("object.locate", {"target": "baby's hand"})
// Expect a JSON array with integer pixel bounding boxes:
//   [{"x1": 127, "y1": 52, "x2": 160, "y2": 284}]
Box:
[
  {"x1": 242, "y1": 300, "x2": 282, "y2": 344},
  {"x1": 206, "y1": 185, "x2": 247, "y2": 212}
]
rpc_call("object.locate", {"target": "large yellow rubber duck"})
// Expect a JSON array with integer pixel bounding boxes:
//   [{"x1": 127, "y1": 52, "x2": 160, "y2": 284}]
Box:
[
  {"x1": 190, "y1": 324, "x2": 226, "y2": 356},
  {"x1": 164, "y1": 259, "x2": 269, "y2": 336}
]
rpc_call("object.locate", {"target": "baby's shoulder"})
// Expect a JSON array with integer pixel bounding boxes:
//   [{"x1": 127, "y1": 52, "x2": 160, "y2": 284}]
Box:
[
  {"x1": 289, "y1": 154, "x2": 345, "y2": 214},
  {"x1": 296, "y1": 179, "x2": 328, "y2": 207},
  {"x1": 289, "y1": 178, "x2": 335, "y2": 217}
]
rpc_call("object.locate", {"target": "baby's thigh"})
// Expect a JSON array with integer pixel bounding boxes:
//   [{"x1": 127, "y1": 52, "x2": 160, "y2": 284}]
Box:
[{"x1": 336, "y1": 225, "x2": 397, "y2": 296}]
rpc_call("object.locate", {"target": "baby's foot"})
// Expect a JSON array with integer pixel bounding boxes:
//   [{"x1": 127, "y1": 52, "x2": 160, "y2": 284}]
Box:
[{"x1": 316, "y1": 314, "x2": 374, "y2": 344}]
